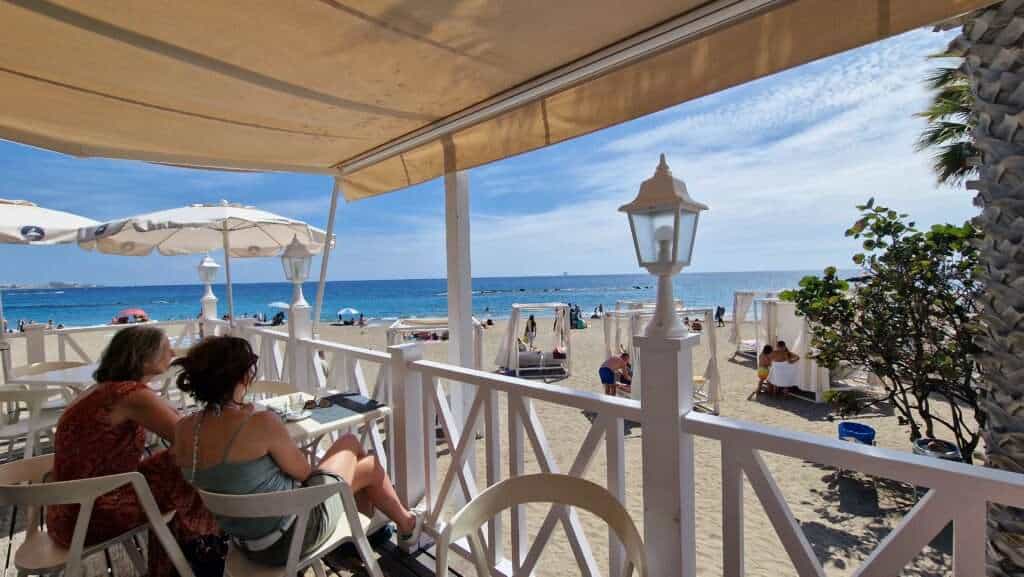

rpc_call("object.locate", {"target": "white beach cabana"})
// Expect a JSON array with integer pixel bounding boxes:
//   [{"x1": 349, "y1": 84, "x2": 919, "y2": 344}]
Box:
[
  {"x1": 754, "y1": 298, "x2": 832, "y2": 402},
  {"x1": 729, "y1": 289, "x2": 781, "y2": 356},
  {"x1": 386, "y1": 317, "x2": 483, "y2": 370},
  {"x1": 602, "y1": 299, "x2": 685, "y2": 359},
  {"x1": 77, "y1": 202, "x2": 327, "y2": 321},
  {"x1": 609, "y1": 305, "x2": 721, "y2": 414},
  {"x1": 494, "y1": 304, "x2": 571, "y2": 378}
]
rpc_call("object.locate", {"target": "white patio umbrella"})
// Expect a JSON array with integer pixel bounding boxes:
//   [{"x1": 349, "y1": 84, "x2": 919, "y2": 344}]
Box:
[
  {"x1": 0, "y1": 199, "x2": 98, "y2": 378},
  {"x1": 78, "y1": 201, "x2": 326, "y2": 321},
  {"x1": 268, "y1": 301, "x2": 290, "y2": 310}
]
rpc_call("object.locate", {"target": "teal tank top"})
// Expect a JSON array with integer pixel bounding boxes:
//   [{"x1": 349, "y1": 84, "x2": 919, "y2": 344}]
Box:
[{"x1": 180, "y1": 411, "x2": 296, "y2": 540}]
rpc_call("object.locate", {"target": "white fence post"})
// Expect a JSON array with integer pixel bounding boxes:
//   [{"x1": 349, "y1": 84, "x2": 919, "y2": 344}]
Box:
[
  {"x1": 24, "y1": 324, "x2": 46, "y2": 365},
  {"x1": 636, "y1": 333, "x2": 699, "y2": 577},
  {"x1": 389, "y1": 343, "x2": 427, "y2": 512},
  {"x1": 289, "y1": 304, "x2": 313, "y2": 392}
]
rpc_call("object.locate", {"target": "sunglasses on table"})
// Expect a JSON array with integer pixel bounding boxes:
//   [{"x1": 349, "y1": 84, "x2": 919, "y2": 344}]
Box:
[{"x1": 303, "y1": 398, "x2": 332, "y2": 410}]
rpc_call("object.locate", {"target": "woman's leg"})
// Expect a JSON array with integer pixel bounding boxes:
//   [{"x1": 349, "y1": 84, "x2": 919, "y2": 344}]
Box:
[{"x1": 318, "y1": 434, "x2": 416, "y2": 534}]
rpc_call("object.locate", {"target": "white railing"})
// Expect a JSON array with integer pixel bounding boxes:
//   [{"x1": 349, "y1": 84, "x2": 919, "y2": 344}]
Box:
[
  {"x1": 684, "y1": 411, "x2": 1024, "y2": 577},
  {"x1": 210, "y1": 317, "x2": 1024, "y2": 577},
  {"x1": 4, "y1": 319, "x2": 199, "y2": 365},
  {"x1": 403, "y1": 349, "x2": 640, "y2": 577}
]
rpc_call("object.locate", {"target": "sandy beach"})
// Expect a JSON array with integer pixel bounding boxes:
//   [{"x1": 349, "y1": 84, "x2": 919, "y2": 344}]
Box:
[{"x1": 7, "y1": 319, "x2": 954, "y2": 576}]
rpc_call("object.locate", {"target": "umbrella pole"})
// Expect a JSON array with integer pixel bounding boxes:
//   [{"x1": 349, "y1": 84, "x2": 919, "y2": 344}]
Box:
[
  {"x1": 222, "y1": 227, "x2": 235, "y2": 327},
  {"x1": 312, "y1": 179, "x2": 341, "y2": 336}
]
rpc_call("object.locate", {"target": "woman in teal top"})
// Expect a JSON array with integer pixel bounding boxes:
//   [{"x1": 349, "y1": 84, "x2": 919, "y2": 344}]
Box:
[{"x1": 173, "y1": 336, "x2": 422, "y2": 566}]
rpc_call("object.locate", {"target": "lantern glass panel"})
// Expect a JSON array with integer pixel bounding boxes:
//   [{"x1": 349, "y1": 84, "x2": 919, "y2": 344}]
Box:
[
  {"x1": 630, "y1": 209, "x2": 677, "y2": 266},
  {"x1": 676, "y1": 210, "x2": 699, "y2": 266}
]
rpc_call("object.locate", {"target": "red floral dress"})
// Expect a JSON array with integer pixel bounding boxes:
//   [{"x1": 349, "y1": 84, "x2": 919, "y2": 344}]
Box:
[{"x1": 46, "y1": 381, "x2": 220, "y2": 576}]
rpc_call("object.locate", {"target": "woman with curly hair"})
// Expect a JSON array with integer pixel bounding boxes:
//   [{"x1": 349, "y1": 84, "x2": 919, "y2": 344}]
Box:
[{"x1": 174, "y1": 336, "x2": 422, "y2": 566}]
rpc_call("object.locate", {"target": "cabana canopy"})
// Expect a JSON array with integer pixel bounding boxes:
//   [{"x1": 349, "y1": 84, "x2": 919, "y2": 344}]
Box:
[
  {"x1": 386, "y1": 317, "x2": 483, "y2": 369},
  {"x1": 0, "y1": 0, "x2": 988, "y2": 199},
  {"x1": 495, "y1": 304, "x2": 572, "y2": 378}
]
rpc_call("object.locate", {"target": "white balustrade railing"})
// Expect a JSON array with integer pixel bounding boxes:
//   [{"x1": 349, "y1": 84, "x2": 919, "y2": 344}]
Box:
[
  {"x1": 3, "y1": 319, "x2": 199, "y2": 366},
  {"x1": 403, "y1": 350, "x2": 640, "y2": 577},
  {"x1": 684, "y1": 411, "x2": 1024, "y2": 577},
  {"x1": 203, "y1": 319, "x2": 1024, "y2": 577}
]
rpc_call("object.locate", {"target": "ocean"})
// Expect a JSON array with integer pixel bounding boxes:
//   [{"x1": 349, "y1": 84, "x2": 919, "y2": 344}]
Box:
[{"x1": 0, "y1": 270, "x2": 842, "y2": 328}]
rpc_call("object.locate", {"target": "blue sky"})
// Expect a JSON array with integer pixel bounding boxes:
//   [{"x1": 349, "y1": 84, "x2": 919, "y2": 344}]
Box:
[{"x1": 0, "y1": 28, "x2": 976, "y2": 286}]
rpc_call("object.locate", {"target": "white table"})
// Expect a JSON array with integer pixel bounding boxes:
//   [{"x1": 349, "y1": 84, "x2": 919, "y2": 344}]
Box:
[
  {"x1": 6, "y1": 362, "x2": 100, "y2": 391},
  {"x1": 257, "y1": 392, "x2": 390, "y2": 445}
]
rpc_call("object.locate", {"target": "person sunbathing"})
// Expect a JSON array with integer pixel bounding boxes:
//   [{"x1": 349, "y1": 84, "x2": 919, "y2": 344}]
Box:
[{"x1": 599, "y1": 352, "x2": 631, "y2": 396}]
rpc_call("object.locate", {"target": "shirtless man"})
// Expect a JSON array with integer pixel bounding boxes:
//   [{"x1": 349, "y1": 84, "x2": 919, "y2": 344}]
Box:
[
  {"x1": 599, "y1": 353, "x2": 631, "y2": 396},
  {"x1": 769, "y1": 340, "x2": 800, "y2": 364}
]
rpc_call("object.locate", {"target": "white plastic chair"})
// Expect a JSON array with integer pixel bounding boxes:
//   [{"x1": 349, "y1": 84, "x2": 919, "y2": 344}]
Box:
[
  {"x1": 0, "y1": 453, "x2": 195, "y2": 577},
  {"x1": 0, "y1": 389, "x2": 59, "y2": 461},
  {"x1": 197, "y1": 477, "x2": 386, "y2": 577},
  {"x1": 436, "y1": 473, "x2": 647, "y2": 577}
]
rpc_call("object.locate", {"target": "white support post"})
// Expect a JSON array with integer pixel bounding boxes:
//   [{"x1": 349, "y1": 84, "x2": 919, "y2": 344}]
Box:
[
  {"x1": 389, "y1": 343, "x2": 427, "y2": 511},
  {"x1": 636, "y1": 333, "x2": 700, "y2": 577},
  {"x1": 288, "y1": 283, "x2": 313, "y2": 392},
  {"x1": 443, "y1": 139, "x2": 476, "y2": 479},
  {"x1": 25, "y1": 323, "x2": 46, "y2": 365}
]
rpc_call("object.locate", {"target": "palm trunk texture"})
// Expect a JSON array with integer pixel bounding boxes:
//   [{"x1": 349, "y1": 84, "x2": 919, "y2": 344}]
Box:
[{"x1": 956, "y1": 1, "x2": 1024, "y2": 574}]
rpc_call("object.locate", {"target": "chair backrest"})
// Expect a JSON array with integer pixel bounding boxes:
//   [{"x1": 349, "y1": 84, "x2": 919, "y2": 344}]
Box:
[
  {"x1": 198, "y1": 477, "x2": 359, "y2": 574},
  {"x1": 9, "y1": 361, "x2": 89, "y2": 379},
  {"x1": 0, "y1": 388, "x2": 54, "y2": 457},
  {"x1": 248, "y1": 380, "x2": 297, "y2": 399},
  {"x1": 437, "y1": 473, "x2": 647, "y2": 577},
  {"x1": 0, "y1": 454, "x2": 195, "y2": 577}
]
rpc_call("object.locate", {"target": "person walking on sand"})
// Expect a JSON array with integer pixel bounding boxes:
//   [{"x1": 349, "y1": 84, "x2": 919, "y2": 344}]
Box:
[
  {"x1": 524, "y1": 314, "x2": 538, "y2": 349},
  {"x1": 715, "y1": 305, "x2": 726, "y2": 327},
  {"x1": 599, "y1": 353, "x2": 631, "y2": 396},
  {"x1": 750, "y1": 344, "x2": 773, "y2": 399}
]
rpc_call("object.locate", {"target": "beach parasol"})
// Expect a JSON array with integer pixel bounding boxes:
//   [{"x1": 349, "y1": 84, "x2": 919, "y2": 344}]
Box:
[
  {"x1": 113, "y1": 308, "x2": 148, "y2": 323},
  {"x1": 0, "y1": 199, "x2": 98, "y2": 378},
  {"x1": 268, "y1": 301, "x2": 290, "y2": 310},
  {"x1": 337, "y1": 307, "x2": 360, "y2": 320},
  {"x1": 79, "y1": 201, "x2": 327, "y2": 322}
]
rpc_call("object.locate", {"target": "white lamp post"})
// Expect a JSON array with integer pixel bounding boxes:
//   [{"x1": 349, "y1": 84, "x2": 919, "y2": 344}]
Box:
[
  {"x1": 622, "y1": 154, "x2": 706, "y2": 577},
  {"x1": 197, "y1": 255, "x2": 220, "y2": 321},
  {"x1": 619, "y1": 153, "x2": 707, "y2": 338},
  {"x1": 282, "y1": 236, "x2": 315, "y2": 389}
]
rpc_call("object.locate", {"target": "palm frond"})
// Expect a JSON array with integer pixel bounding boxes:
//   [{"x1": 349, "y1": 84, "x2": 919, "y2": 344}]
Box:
[
  {"x1": 931, "y1": 142, "x2": 978, "y2": 187},
  {"x1": 915, "y1": 121, "x2": 972, "y2": 151},
  {"x1": 923, "y1": 66, "x2": 965, "y2": 91}
]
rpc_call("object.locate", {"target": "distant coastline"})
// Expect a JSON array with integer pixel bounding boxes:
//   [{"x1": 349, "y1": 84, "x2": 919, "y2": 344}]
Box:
[
  {"x1": 0, "y1": 270, "x2": 854, "y2": 329},
  {"x1": 1, "y1": 281, "x2": 102, "y2": 290}
]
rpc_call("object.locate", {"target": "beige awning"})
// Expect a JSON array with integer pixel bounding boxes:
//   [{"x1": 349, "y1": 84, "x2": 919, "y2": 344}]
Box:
[{"x1": 0, "y1": 0, "x2": 992, "y2": 200}]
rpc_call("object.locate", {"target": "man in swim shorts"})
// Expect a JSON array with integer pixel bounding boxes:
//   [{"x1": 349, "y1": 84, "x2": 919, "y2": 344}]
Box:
[{"x1": 599, "y1": 353, "x2": 631, "y2": 396}]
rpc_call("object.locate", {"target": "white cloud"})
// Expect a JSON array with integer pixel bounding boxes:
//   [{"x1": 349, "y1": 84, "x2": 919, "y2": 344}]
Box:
[{"x1": 394, "y1": 28, "x2": 977, "y2": 277}]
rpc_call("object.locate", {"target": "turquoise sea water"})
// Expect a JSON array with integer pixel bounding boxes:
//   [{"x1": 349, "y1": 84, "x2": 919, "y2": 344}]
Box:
[{"x1": 0, "y1": 270, "x2": 847, "y2": 328}]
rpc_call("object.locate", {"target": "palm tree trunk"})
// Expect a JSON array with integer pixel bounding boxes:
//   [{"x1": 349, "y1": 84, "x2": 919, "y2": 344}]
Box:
[{"x1": 956, "y1": 1, "x2": 1024, "y2": 574}]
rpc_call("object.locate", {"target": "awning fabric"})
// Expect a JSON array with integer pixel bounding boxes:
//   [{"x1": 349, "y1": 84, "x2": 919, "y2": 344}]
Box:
[{"x1": 0, "y1": 0, "x2": 992, "y2": 200}]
